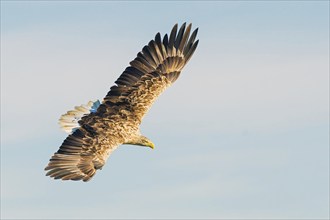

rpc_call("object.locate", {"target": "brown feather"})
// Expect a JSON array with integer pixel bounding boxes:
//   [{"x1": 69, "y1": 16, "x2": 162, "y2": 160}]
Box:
[{"x1": 45, "y1": 23, "x2": 199, "y2": 181}]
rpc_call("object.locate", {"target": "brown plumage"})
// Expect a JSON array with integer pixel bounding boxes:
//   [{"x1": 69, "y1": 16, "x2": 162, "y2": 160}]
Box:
[{"x1": 45, "y1": 23, "x2": 199, "y2": 181}]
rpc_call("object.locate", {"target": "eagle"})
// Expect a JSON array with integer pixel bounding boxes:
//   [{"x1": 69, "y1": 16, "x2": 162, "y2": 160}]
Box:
[{"x1": 45, "y1": 23, "x2": 199, "y2": 181}]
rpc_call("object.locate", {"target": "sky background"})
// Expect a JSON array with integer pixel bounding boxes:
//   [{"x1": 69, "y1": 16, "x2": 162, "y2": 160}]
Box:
[{"x1": 1, "y1": 1, "x2": 329, "y2": 219}]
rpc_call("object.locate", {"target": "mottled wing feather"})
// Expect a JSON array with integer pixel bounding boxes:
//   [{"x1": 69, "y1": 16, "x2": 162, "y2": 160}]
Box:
[
  {"x1": 102, "y1": 22, "x2": 199, "y2": 122},
  {"x1": 45, "y1": 129, "x2": 96, "y2": 181},
  {"x1": 45, "y1": 23, "x2": 199, "y2": 181},
  {"x1": 45, "y1": 129, "x2": 114, "y2": 182}
]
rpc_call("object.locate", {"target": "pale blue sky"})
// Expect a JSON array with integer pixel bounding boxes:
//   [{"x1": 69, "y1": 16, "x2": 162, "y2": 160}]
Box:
[{"x1": 1, "y1": 1, "x2": 329, "y2": 219}]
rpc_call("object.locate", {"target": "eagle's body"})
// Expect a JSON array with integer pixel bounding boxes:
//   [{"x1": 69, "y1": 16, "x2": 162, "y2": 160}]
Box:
[{"x1": 45, "y1": 23, "x2": 199, "y2": 181}]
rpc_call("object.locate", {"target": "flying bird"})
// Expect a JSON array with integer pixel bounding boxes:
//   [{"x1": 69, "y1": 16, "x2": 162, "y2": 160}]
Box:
[{"x1": 45, "y1": 23, "x2": 199, "y2": 181}]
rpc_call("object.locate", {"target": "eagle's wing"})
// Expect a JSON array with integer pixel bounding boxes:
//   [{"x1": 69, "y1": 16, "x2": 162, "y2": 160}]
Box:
[
  {"x1": 99, "y1": 23, "x2": 199, "y2": 123},
  {"x1": 45, "y1": 23, "x2": 199, "y2": 182},
  {"x1": 45, "y1": 129, "x2": 112, "y2": 181}
]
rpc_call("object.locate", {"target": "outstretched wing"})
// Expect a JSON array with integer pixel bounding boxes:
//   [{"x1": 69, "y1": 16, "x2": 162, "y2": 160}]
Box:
[
  {"x1": 98, "y1": 22, "x2": 199, "y2": 123},
  {"x1": 45, "y1": 23, "x2": 199, "y2": 182},
  {"x1": 45, "y1": 129, "x2": 113, "y2": 181}
]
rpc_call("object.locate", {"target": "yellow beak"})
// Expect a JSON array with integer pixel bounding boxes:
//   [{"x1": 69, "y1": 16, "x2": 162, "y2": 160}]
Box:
[{"x1": 149, "y1": 142, "x2": 155, "y2": 149}]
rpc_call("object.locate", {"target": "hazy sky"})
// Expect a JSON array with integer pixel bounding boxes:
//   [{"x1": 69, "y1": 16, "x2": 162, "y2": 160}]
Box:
[{"x1": 1, "y1": 1, "x2": 329, "y2": 219}]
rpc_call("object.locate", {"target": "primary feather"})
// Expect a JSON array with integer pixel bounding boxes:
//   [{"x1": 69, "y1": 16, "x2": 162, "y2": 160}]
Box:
[{"x1": 45, "y1": 23, "x2": 199, "y2": 181}]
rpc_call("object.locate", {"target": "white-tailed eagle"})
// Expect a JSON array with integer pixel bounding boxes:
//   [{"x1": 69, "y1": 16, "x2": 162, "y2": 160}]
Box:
[{"x1": 45, "y1": 23, "x2": 199, "y2": 181}]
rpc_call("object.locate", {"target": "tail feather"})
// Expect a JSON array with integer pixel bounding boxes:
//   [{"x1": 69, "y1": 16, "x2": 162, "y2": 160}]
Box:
[{"x1": 59, "y1": 100, "x2": 101, "y2": 134}]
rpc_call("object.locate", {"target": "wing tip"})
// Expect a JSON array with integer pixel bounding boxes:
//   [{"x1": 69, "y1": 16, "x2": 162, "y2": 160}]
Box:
[{"x1": 44, "y1": 153, "x2": 96, "y2": 182}]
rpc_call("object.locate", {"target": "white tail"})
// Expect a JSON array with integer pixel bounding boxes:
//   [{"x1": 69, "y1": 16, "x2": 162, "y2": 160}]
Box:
[{"x1": 58, "y1": 100, "x2": 101, "y2": 134}]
